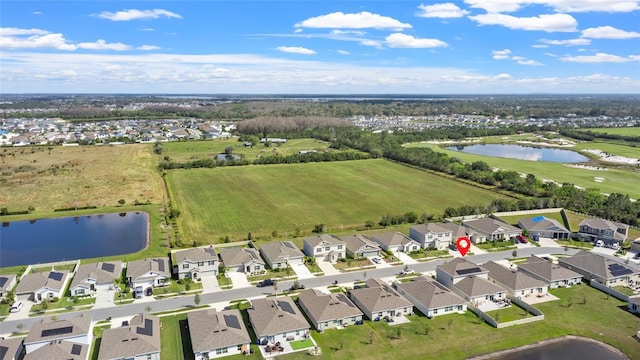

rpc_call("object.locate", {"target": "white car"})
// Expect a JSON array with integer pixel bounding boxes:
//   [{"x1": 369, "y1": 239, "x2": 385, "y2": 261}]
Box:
[
  {"x1": 9, "y1": 301, "x2": 23, "y2": 313},
  {"x1": 400, "y1": 269, "x2": 415, "y2": 275},
  {"x1": 371, "y1": 256, "x2": 382, "y2": 264}
]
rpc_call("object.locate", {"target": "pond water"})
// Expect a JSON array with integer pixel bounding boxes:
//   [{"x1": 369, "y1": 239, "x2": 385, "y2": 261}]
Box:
[
  {"x1": 216, "y1": 153, "x2": 241, "y2": 161},
  {"x1": 446, "y1": 144, "x2": 589, "y2": 163},
  {"x1": 486, "y1": 338, "x2": 626, "y2": 360},
  {"x1": 0, "y1": 212, "x2": 148, "y2": 268}
]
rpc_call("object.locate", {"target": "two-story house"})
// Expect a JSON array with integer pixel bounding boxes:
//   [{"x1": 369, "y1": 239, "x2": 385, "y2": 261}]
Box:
[
  {"x1": 578, "y1": 218, "x2": 629, "y2": 246},
  {"x1": 302, "y1": 235, "x2": 346, "y2": 263},
  {"x1": 126, "y1": 258, "x2": 170, "y2": 290},
  {"x1": 409, "y1": 223, "x2": 453, "y2": 250},
  {"x1": 173, "y1": 246, "x2": 219, "y2": 280}
]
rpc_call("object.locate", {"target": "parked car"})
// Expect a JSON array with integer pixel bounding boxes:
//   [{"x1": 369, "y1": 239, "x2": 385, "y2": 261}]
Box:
[
  {"x1": 400, "y1": 268, "x2": 415, "y2": 275},
  {"x1": 145, "y1": 287, "x2": 153, "y2": 296},
  {"x1": 595, "y1": 240, "x2": 604, "y2": 247},
  {"x1": 257, "y1": 279, "x2": 276, "y2": 288},
  {"x1": 371, "y1": 256, "x2": 382, "y2": 264},
  {"x1": 9, "y1": 301, "x2": 23, "y2": 313},
  {"x1": 516, "y1": 235, "x2": 528, "y2": 243},
  {"x1": 633, "y1": 253, "x2": 640, "y2": 260},
  {"x1": 448, "y1": 243, "x2": 458, "y2": 251},
  {"x1": 135, "y1": 286, "x2": 144, "y2": 299},
  {"x1": 289, "y1": 283, "x2": 305, "y2": 291}
]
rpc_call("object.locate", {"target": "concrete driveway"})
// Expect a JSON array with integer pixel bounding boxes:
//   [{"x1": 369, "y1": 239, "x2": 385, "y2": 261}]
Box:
[
  {"x1": 94, "y1": 286, "x2": 116, "y2": 309},
  {"x1": 292, "y1": 263, "x2": 314, "y2": 279},
  {"x1": 537, "y1": 237, "x2": 561, "y2": 248},
  {"x1": 317, "y1": 260, "x2": 340, "y2": 276},
  {"x1": 395, "y1": 251, "x2": 418, "y2": 265},
  {"x1": 200, "y1": 274, "x2": 219, "y2": 293},
  {"x1": 226, "y1": 272, "x2": 251, "y2": 289},
  {"x1": 4, "y1": 300, "x2": 35, "y2": 321}
]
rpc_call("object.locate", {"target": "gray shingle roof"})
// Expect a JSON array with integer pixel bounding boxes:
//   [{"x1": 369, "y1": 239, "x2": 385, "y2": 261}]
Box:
[
  {"x1": 0, "y1": 336, "x2": 24, "y2": 360},
  {"x1": 187, "y1": 309, "x2": 251, "y2": 353},
  {"x1": 219, "y1": 247, "x2": 264, "y2": 267},
  {"x1": 0, "y1": 274, "x2": 16, "y2": 293},
  {"x1": 410, "y1": 223, "x2": 450, "y2": 236},
  {"x1": 559, "y1": 251, "x2": 637, "y2": 280},
  {"x1": 303, "y1": 234, "x2": 345, "y2": 248},
  {"x1": 247, "y1": 297, "x2": 309, "y2": 337},
  {"x1": 438, "y1": 258, "x2": 488, "y2": 278},
  {"x1": 439, "y1": 222, "x2": 473, "y2": 239},
  {"x1": 483, "y1": 261, "x2": 546, "y2": 292},
  {"x1": 518, "y1": 217, "x2": 570, "y2": 233},
  {"x1": 126, "y1": 258, "x2": 170, "y2": 280},
  {"x1": 174, "y1": 246, "x2": 218, "y2": 264},
  {"x1": 579, "y1": 218, "x2": 628, "y2": 241},
  {"x1": 70, "y1": 261, "x2": 121, "y2": 289},
  {"x1": 97, "y1": 314, "x2": 160, "y2": 360},
  {"x1": 259, "y1": 241, "x2": 305, "y2": 264},
  {"x1": 339, "y1": 234, "x2": 379, "y2": 254},
  {"x1": 518, "y1": 256, "x2": 582, "y2": 282},
  {"x1": 463, "y1": 218, "x2": 520, "y2": 236},
  {"x1": 25, "y1": 313, "x2": 92, "y2": 344},
  {"x1": 298, "y1": 289, "x2": 363, "y2": 324},
  {"x1": 454, "y1": 276, "x2": 506, "y2": 298},
  {"x1": 397, "y1": 277, "x2": 466, "y2": 309},
  {"x1": 349, "y1": 278, "x2": 412, "y2": 313},
  {"x1": 371, "y1": 232, "x2": 417, "y2": 248},
  {"x1": 24, "y1": 341, "x2": 88, "y2": 360},
  {"x1": 15, "y1": 270, "x2": 69, "y2": 295}
]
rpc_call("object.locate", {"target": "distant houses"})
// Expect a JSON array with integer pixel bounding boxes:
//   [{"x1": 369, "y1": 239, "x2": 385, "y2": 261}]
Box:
[
  {"x1": 409, "y1": 223, "x2": 453, "y2": 250},
  {"x1": 339, "y1": 234, "x2": 381, "y2": 259},
  {"x1": 462, "y1": 218, "x2": 521, "y2": 242},
  {"x1": 578, "y1": 218, "x2": 629, "y2": 246}
]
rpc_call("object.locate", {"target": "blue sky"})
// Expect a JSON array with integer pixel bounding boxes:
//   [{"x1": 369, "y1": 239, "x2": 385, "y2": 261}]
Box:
[{"x1": 1, "y1": 1, "x2": 639, "y2": 93}]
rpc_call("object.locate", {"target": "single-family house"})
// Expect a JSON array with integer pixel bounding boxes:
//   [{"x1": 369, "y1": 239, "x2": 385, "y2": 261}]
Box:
[
  {"x1": 302, "y1": 235, "x2": 346, "y2": 263},
  {"x1": 348, "y1": 278, "x2": 413, "y2": 321},
  {"x1": 439, "y1": 222, "x2": 486, "y2": 244},
  {"x1": 187, "y1": 308, "x2": 252, "y2": 359},
  {"x1": 0, "y1": 337, "x2": 24, "y2": 360},
  {"x1": 628, "y1": 296, "x2": 640, "y2": 315},
  {"x1": 371, "y1": 232, "x2": 421, "y2": 253},
  {"x1": 517, "y1": 216, "x2": 571, "y2": 239},
  {"x1": 339, "y1": 234, "x2": 381, "y2": 259},
  {"x1": 15, "y1": 270, "x2": 70, "y2": 303},
  {"x1": 462, "y1": 218, "x2": 522, "y2": 241},
  {"x1": 578, "y1": 218, "x2": 629, "y2": 246},
  {"x1": 396, "y1": 276, "x2": 467, "y2": 318},
  {"x1": 173, "y1": 246, "x2": 219, "y2": 280},
  {"x1": 218, "y1": 247, "x2": 266, "y2": 275},
  {"x1": 97, "y1": 314, "x2": 161, "y2": 360},
  {"x1": 517, "y1": 256, "x2": 582, "y2": 288},
  {"x1": 452, "y1": 275, "x2": 507, "y2": 304},
  {"x1": 409, "y1": 223, "x2": 453, "y2": 250},
  {"x1": 24, "y1": 314, "x2": 92, "y2": 354},
  {"x1": 436, "y1": 258, "x2": 489, "y2": 288},
  {"x1": 297, "y1": 288, "x2": 364, "y2": 331},
  {"x1": 24, "y1": 342, "x2": 88, "y2": 360},
  {"x1": 482, "y1": 261, "x2": 549, "y2": 298},
  {"x1": 246, "y1": 297, "x2": 311, "y2": 345},
  {"x1": 0, "y1": 274, "x2": 17, "y2": 300},
  {"x1": 259, "y1": 241, "x2": 305, "y2": 269},
  {"x1": 558, "y1": 251, "x2": 640, "y2": 286},
  {"x1": 126, "y1": 258, "x2": 170, "y2": 290},
  {"x1": 69, "y1": 262, "x2": 122, "y2": 297}
]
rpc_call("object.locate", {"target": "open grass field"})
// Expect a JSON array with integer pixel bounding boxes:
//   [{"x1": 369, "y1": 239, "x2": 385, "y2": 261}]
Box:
[
  {"x1": 160, "y1": 138, "x2": 349, "y2": 163},
  {"x1": 581, "y1": 127, "x2": 640, "y2": 136},
  {"x1": 166, "y1": 159, "x2": 508, "y2": 242},
  {"x1": 573, "y1": 141, "x2": 640, "y2": 159},
  {"x1": 406, "y1": 142, "x2": 640, "y2": 199},
  {"x1": 278, "y1": 284, "x2": 640, "y2": 360},
  {"x1": 0, "y1": 144, "x2": 163, "y2": 212}
]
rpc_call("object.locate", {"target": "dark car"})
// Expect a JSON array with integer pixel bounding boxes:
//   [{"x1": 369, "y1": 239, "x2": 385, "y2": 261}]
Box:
[
  {"x1": 145, "y1": 287, "x2": 153, "y2": 296},
  {"x1": 257, "y1": 279, "x2": 276, "y2": 287},
  {"x1": 290, "y1": 283, "x2": 305, "y2": 291}
]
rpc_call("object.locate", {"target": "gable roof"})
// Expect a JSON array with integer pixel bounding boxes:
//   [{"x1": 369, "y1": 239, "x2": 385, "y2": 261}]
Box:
[
  {"x1": 24, "y1": 341, "x2": 88, "y2": 360},
  {"x1": 559, "y1": 251, "x2": 637, "y2": 280},
  {"x1": 70, "y1": 262, "x2": 121, "y2": 289},
  {"x1": 298, "y1": 289, "x2": 363, "y2": 323},
  {"x1": 350, "y1": 278, "x2": 412, "y2": 313},
  {"x1": 518, "y1": 256, "x2": 582, "y2": 282},
  {"x1": 247, "y1": 297, "x2": 309, "y2": 337},
  {"x1": 174, "y1": 246, "x2": 218, "y2": 264},
  {"x1": 463, "y1": 218, "x2": 520, "y2": 235},
  {"x1": 219, "y1": 247, "x2": 264, "y2": 267},
  {"x1": 518, "y1": 217, "x2": 570, "y2": 233},
  {"x1": 371, "y1": 232, "x2": 418, "y2": 248},
  {"x1": 25, "y1": 314, "x2": 92, "y2": 344},
  {"x1": 339, "y1": 234, "x2": 379, "y2": 253},
  {"x1": 303, "y1": 234, "x2": 345, "y2": 248},
  {"x1": 397, "y1": 277, "x2": 466, "y2": 309},
  {"x1": 454, "y1": 276, "x2": 506, "y2": 298},
  {"x1": 126, "y1": 258, "x2": 170, "y2": 280},
  {"x1": 259, "y1": 241, "x2": 304, "y2": 264},
  {"x1": 15, "y1": 270, "x2": 69, "y2": 294},
  {"x1": 410, "y1": 223, "x2": 450, "y2": 236},
  {"x1": 439, "y1": 222, "x2": 473, "y2": 239},
  {"x1": 579, "y1": 218, "x2": 628, "y2": 241},
  {"x1": 187, "y1": 309, "x2": 251, "y2": 353},
  {"x1": 483, "y1": 261, "x2": 546, "y2": 291},
  {"x1": 97, "y1": 314, "x2": 160, "y2": 360},
  {"x1": 437, "y1": 258, "x2": 488, "y2": 278},
  {"x1": 0, "y1": 336, "x2": 24, "y2": 360}
]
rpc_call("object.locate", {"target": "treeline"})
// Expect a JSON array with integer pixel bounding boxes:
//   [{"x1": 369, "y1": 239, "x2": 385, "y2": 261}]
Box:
[
  {"x1": 561, "y1": 128, "x2": 640, "y2": 143},
  {"x1": 235, "y1": 116, "x2": 354, "y2": 136}
]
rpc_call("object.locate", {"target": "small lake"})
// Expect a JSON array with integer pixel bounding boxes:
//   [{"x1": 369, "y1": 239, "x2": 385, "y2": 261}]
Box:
[
  {"x1": 485, "y1": 338, "x2": 626, "y2": 360},
  {"x1": 446, "y1": 144, "x2": 589, "y2": 163},
  {"x1": 216, "y1": 153, "x2": 241, "y2": 162},
  {"x1": 0, "y1": 212, "x2": 148, "y2": 268}
]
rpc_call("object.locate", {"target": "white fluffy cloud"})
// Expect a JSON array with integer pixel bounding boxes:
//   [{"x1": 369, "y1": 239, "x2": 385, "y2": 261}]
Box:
[
  {"x1": 494, "y1": 50, "x2": 542, "y2": 65},
  {"x1": 492, "y1": 49, "x2": 512, "y2": 59},
  {"x1": 1, "y1": 27, "x2": 49, "y2": 36},
  {"x1": 138, "y1": 45, "x2": 160, "y2": 51},
  {"x1": 295, "y1": 11, "x2": 412, "y2": 30},
  {"x1": 469, "y1": 13, "x2": 578, "y2": 32},
  {"x1": 0, "y1": 31, "x2": 77, "y2": 50},
  {"x1": 560, "y1": 52, "x2": 640, "y2": 62},
  {"x1": 97, "y1": 9, "x2": 182, "y2": 21},
  {"x1": 385, "y1": 33, "x2": 448, "y2": 48},
  {"x1": 77, "y1": 39, "x2": 131, "y2": 51},
  {"x1": 581, "y1": 26, "x2": 640, "y2": 39},
  {"x1": 539, "y1": 38, "x2": 591, "y2": 46},
  {"x1": 277, "y1": 46, "x2": 317, "y2": 55},
  {"x1": 417, "y1": 3, "x2": 470, "y2": 18},
  {"x1": 464, "y1": 0, "x2": 639, "y2": 13}
]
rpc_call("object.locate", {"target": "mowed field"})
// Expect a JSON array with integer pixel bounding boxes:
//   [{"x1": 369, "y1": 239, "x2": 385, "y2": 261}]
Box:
[
  {"x1": 406, "y1": 142, "x2": 640, "y2": 199},
  {"x1": 0, "y1": 144, "x2": 163, "y2": 212},
  {"x1": 581, "y1": 127, "x2": 640, "y2": 136},
  {"x1": 166, "y1": 159, "x2": 507, "y2": 242}
]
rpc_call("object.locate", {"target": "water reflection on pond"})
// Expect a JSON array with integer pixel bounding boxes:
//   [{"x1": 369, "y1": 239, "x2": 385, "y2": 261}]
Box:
[{"x1": 446, "y1": 144, "x2": 589, "y2": 163}]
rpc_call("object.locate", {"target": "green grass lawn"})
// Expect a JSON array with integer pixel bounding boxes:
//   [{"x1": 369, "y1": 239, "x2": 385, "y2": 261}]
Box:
[
  {"x1": 485, "y1": 303, "x2": 534, "y2": 322},
  {"x1": 613, "y1": 286, "x2": 636, "y2": 296},
  {"x1": 580, "y1": 127, "x2": 640, "y2": 136},
  {"x1": 408, "y1": 249, "x2": 449, "y2": 259},
  {"x1": 277, "y1": 284, "x2": 640, "y2": 360},
  {"x1": 573, "y1": 141, "x2": 640, "y2": 159},
  {"x1": 406, "y1": 142, "x2": 640, "y2": 199},
  {"x1": 556, "y1": 239, "x2": 594, "y2": 249},
  {"x1": 167, "y1": 159, "x2": 507, "y2": 242},
  {"x1": 290, "y1": 339, "x2": 315, "y2": 350},
  {"x1": 160, "y1": 314, "x2": 195, "y2": 360}
]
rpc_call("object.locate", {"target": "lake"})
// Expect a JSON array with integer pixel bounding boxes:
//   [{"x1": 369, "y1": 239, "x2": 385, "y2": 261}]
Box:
[
  {"x1": 0, "y1": 212, "x2": 148, "y2": 268},
  {"x1": 484, "y1": 338, "x2": 627, "y2": 360},
  {"x1": 446, "y1": 144, "x2": 589, "y2": 163}
]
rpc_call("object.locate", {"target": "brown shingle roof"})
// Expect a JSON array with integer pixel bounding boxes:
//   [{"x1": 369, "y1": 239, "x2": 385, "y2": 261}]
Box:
[
  {"x1": 349, "y1": 278, "x2": 412, "y2": 313},
  {"x1": 24, "y1": 341, "x2": 88, "y2": 360},
  {"x1": 219, "y1": 247, "x2": 264, "y2": 267},
  {"x1": 15, "y1": 270, "x2": 69, "y2": 294},
  {"x1": 339, "y1": 234, "x2": 379, "y2": 254},
  {"x1": 437, "y1": 258, "x2": 487, "y2": 278},
  {"x1": 98, "y1": 315, "x2": 160, "y2": 360},
  {"x1": 25, "y1": 313, "x2": 92, "y2": 345},
  {"x1": 454, "y1": 276, "x2": 506, "y2": 298},
  {"x1": 371, "y1": 232, "x2": 417, "y2": 248},
  {"x1": 483, "y1": 261, "x2": 546, "y2": 292},
  {"x1": 70, "y1": 262, "x2": 121, "y2": 289},
  {"x1": 298, "y1": 289, "x2": 363, "y2": 324},
  {"x1": 247, "y1": 297, "x2": 309, "y2": 337},
  {"x1": 174, "y1": 246, "x2": 218, "y2": 264},
  {"x1": 187, "y1": 309, "x2": 251, "y2": 353},
  {"x1": 559, "y1": 251, "x2": 637, "y2": 280},
  {"x1": 259, "y1": 241, "x2": 305, "y2": 265},
  {"x1": 518, "y1": 256, "x2": 582, "y2": 282},
  {"x1": 303, "y1": 234, "x2": 345, "y2": 248},
  {"x1": 126, "y1": 258, "x2": 170, "y2": 280},
  {"x1": 397, "y1": 277, "x2": 466, "y2": 309}
]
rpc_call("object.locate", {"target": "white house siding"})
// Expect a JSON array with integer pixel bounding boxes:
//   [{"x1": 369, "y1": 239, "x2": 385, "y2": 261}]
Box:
[
  {"x1": 258, "y1": 329, "x2": 309, "y2": 344},
  {"x1": 317, "y1": 315, "x2": 362, "y2": 331},
  {"x1": 200, "y1": 344, "x2": 247, "y2": 359}
]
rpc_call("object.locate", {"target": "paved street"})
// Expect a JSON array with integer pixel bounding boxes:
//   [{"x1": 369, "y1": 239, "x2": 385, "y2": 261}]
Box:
[{"x1": 1, "y1": 246, "x2": 637, "y2": 337}]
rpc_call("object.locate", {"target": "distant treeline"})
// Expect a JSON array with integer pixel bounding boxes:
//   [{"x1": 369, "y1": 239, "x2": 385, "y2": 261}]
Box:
[{"x1": 560, "y1": 129, "x2": 640, "y2": 143}]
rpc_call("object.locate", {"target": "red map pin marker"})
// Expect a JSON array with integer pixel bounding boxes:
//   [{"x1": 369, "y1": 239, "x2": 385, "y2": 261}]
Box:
[{"x1": 456, "y1": 237, "x2": 471, "y2": 256}]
